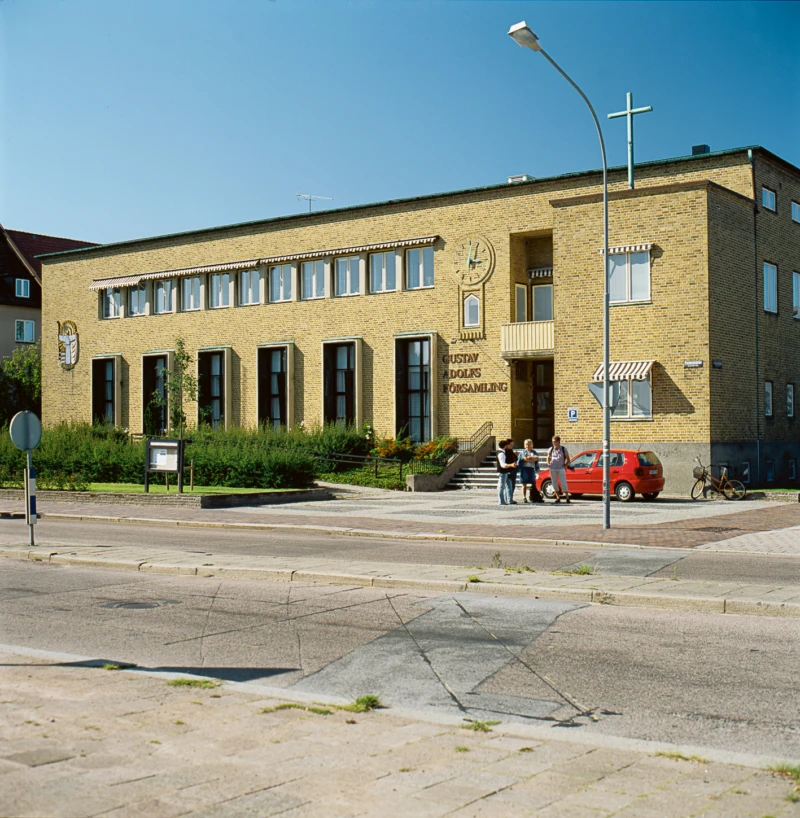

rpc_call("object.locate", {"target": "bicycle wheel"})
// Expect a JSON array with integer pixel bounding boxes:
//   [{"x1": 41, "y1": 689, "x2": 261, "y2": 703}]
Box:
[
  {"x1": 690, "y1": 479, "x2": 706, "y2": 500},
  {"x1": 723, "y1": 480, "x2": 747, "y2": 500},
  {"x1": 704, "y1": 486, "x2": 722, "y2": 501}
]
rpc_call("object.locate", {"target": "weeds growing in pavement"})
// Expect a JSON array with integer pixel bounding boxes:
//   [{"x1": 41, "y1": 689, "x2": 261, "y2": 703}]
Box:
[
  {"x1": 490, "y1": 552, "x2": 503, "y2": 569},
  {"x1": 340, "y1": 695, "x2": 382, "y2": 713},
  {"x1": 261, "y1": 703, "x2": 333, "y2": 716},
  {"x1": 455, "y1": 746, "x2": 470, "y2": 752},
  {"x1": 654, "y1": 750, "x2": 708, "y2": 763},
  {"x1": 553, "y1": 564, "x2": 594, "y2": 576},
  {"x1": 467, "y1": 575, "x2": 482, "y2": 583},
  {"x1": 769, "y1": 763, "x2": 800, "y2": 783},
  {"x1": 167, "y1": 678, "x2": 221, "y2": 689},
  {"x1": 462, "y1": 720, "x2": 500, "y2": 733}
]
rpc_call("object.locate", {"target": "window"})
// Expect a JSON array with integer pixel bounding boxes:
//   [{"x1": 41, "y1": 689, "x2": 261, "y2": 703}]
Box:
[
  {"x1": 301, "y1": 260, "x2": 325, "y2": 300},
  {"x1": 793, "y1": 272, "x2": 800, "y2": 319},
  {"x1": 258, "y1": 347, "x2": 287, "y2": 429},
  {"x1": 792, "y1": 201, "x2": 800, "y2": 223},
  {"x1": 143, "y1": 355, "x2": 168, "y2": 435},
  {"x1": 92, "y1": 358, "x2": 116, "y2": 424},
  {"x1": 198, "y1": 350, "x2": 225, "y2": 429},
  {"x1": 209, "y1": 273, "x2": 230, "y2": 308},
  {"x1": 128, "y1": 282, "x2": 147, "y2": 316},
  {"x1": 15, "y1": 319, "x2": 35, "y2": 343},
  {"x1": 765, "y1": 380, "x2": 773, "y2": 417},
  {"x1": 764, "y1": 263, "x2": 778, "y2": 313},
  {"x1": 532, "y1": 284, "x2": 553, "y2": 321},
  {"x1": 609, "y1": 250, "x2": 650, "y2": 303},
  {"x1": 761, "y1": 186, "x2": 776, "y2": 211},
  {"x1": 15, "y1": 278, "x2": 30, "y2": 298},
  {"x1": 396, "y1": 337, "x2": 431, "y2": 442},
  {"x1": 182, "y1": 276, "x2": 201, "y2": 311},
  {"x1": 102, "y1": 287, "x2": 121, "y2": 318},
  {"x1": 334, "y1": 256, "x2": 360, "y2": 296},
  {"x1": 514, "y1": 360, "x2": 528, "y2": 381},
  {"x1": 515, "y1": 284, "x2": 528, "y2": 322},
  {"x1": 239, "y1": 269, "x2": 260, "y2": 305},
  {"x1": 153, "y1": 280, "x2": 173, "y2": 314},
  {"x1": 766, "y1": 459, "x2": 775, "y2": 482},
  {"x1": 788, "y1": 384, "x2": 795, "y2": 418},
  {"x1": 463, "y1": 294, "x2": 480, "y2": 327},
  {"x1": 269, "y1": 264, "x2": 292, "y2": 302},
  {"x1": 611, "y1": 377, "x2": 652, "y2": 419},
  {"x1": 789, "y1": 460, "x2": 797, "y2": 481},
  {"x1": 405, "y1": 246, "x2": 434, "y2": 289},
  {"x1": 569, "y1": 452, "x2": 597, "y2": 469},
  {"x1": 740, "y1": 461, "x2": 750, "y2": 484},
  {"x1": 369, "y1": 252, "x2": 396, "y2": 293},
  {"x1": 323, "y1": 342, "x2": 355, "y2": 424}
]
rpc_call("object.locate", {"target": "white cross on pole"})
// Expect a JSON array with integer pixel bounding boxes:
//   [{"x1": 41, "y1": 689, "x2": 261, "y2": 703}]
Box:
[{"x1": 608, "y1": 92, "x2": 652, "y2": 189}]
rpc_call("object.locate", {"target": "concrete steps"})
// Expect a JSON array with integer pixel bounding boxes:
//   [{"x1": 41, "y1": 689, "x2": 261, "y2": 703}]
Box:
[{"x1": 448, "y1": 450, "x2": 548, "y2": 490}]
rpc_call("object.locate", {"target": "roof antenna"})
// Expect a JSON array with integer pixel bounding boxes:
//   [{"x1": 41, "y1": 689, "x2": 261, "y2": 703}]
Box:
[{"x1": 296, "y1": 192, "x2": 333, "y2": 212}]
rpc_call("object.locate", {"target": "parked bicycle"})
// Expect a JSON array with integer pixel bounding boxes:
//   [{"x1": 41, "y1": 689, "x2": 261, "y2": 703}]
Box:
[{"x1": 690, "y1": 457, "x2": 747, "y2": 500}]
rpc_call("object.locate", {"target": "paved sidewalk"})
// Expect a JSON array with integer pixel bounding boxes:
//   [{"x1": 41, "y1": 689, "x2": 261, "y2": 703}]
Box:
[
  {"x1": 3, "y1": 541, "x2": 799, "y2": 617},
  {"x1": 2, "y1": 648, "x2": 798, "y2": 818}
]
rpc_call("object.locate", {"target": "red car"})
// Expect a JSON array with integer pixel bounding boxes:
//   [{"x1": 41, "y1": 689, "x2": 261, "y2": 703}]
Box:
[{"x1": 536, "y1": 449, "x2": 665, "y2": 502}]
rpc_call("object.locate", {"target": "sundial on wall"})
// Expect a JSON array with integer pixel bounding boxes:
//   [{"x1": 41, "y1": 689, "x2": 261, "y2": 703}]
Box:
[{"x1": 452, "y1": 234, "x2": 495, "y2": 287}]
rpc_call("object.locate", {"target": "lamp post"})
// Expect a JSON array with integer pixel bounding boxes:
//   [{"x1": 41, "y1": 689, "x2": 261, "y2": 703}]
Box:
[{"x1": 508, "y1": 21, "x2": 611, "y2": 529}]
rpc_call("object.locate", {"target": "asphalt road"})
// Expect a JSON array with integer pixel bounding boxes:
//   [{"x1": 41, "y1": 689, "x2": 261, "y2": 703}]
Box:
[
  {"x1": 1, "y1": 516, "x2": 798, "y2": 584},
  {"x1": 4, "y1": 560, "x2": 799, "y2": 759}
]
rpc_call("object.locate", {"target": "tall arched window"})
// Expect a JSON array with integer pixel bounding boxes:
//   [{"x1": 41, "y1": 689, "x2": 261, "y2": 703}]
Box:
[{"x1": 463, "y1": 294, "x2": 480, "y2": 327}]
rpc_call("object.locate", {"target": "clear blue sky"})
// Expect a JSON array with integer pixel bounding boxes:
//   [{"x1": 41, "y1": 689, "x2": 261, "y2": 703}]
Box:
[{"x1": 2, "y1": 0, "x2": 798, "y2": 245}]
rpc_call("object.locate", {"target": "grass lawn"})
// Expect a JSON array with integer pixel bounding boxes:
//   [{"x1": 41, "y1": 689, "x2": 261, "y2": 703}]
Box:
[
  {"x1": 67, "y1": 483, "x2": 301, "y2": 495},
  {"x1": 317, "y1": 467, "x2": 405, "y2": 491}
]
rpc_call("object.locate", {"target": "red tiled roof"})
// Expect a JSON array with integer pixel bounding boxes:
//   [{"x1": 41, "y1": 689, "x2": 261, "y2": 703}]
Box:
[{"x1": 6, "y1": 229, "x2": 98, "y2": 277}]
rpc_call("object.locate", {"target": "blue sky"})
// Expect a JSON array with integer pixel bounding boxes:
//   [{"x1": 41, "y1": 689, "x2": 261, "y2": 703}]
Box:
[{"x1": 1, "y1": 0, "x2": 798, "y2": 244}]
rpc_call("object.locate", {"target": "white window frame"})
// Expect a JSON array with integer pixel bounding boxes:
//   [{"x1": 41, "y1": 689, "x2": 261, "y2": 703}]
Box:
[
  {"x1": 334, "y1": 256, "x2": 360, "y2": 297},
  {"x1": 532, "y1": 283, "x2": 554, "y2": 321},
  {"x1": 301, "y1": 260, "x2": 325, "y2": 300},
  {"x1": 515, "y1": 284, "x2": 528, "y2": 322},
  {"x1": 209, "y1": 272, "x2": 230, "y2": 309},
  {"x1": 269, "y1": 264, "x2": 292, "y2": 303},
  {"x1": 102, "y1": 287, "x2": 121, "y2": 319},
  {"x1": 765, "y1": 380, "x2": 773, "y2": 417},
  {"x1": 761, "y1": 186, "x2": 776, "y2": 211},
  {"x1": 405, "y1": 246, "x2": 434, "y2": 290},
  {"x1": 463, "y1": 294, "x2": 480, "y2": 327},
  {"x1": 181, "y1": 276, "x2": 202, "y2": 311},
  {"x1": 789, "y1": 459, "x2": 797, "y2": 481},
  {"x1": 15, "y1": 319, "x2": 35, "y2": 343},
  {"x1": 15, "y1": 278, "x2": 30, "y2": 298},
  {"x1": 610, "y1": 377, "x2": 652, "y2": 420},
  {"x1": 609, "y1": 250, "x2": 651, "y2": 304},
  {"x1": 153, "y1": 279, "x2": 174, "y2": 314},
  {"x1": 128, "y1": 282, "x2": 147, "y2": 317},
  {"x1": 238, "y1": 269, "x2": 261, "y2": 306},
  {"x1": 792, "y1": 201, "x2": 800, "y2": 223},
  {"x1": 788, "y1": 383, "x2": 795, "y2": 419},
  {"x1": 740, "y1": 461, "x2": 751, "y2": 484},
  {"x1": 369, "y1": 252, "x2": 397, "y2": 294},
  {"x1": 764, "y1": 262, "x2": 778, "y2": 313},
  {"x1": 793, "y1": 271, "x2": 800, "y2": 320}
]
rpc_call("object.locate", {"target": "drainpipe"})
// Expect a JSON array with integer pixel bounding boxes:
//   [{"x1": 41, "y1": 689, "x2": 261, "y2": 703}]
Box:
[{"x1": 749, "y1": 149, "x2": 761, "y2": 484}]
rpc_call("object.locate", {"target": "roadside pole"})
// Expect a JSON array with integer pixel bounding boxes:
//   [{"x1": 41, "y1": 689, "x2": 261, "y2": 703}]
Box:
[{"x1": 9, "y1": 411, "x2": 42, "y2": 547}]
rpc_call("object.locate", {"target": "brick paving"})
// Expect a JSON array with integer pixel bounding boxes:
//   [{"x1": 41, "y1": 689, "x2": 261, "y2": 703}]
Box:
[{"x1": 2, "y1": 650, "x2": 797, "y2": 818}]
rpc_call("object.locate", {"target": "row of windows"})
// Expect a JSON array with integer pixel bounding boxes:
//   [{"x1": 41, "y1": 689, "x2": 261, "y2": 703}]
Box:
[
  {"x1": 101, "y1": 247, "x2": 435, "y2": 319},
  {"x1": 761, "y1": 186, "x2": 800, "y2": 224},
  {"x1": 765, "y1": 381, "x2": 795, "y2": 418},
  {"x1": 763, "y1": 264, "x2": 800, "y2": 318}
]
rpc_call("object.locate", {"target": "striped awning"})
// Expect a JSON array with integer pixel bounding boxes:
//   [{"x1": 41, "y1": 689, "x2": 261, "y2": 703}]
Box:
[
  {"x1": 592, "y1": 360, "x2": 654, "y2": 381},
  {"x1": 597, "y1": 242, "x2": 653, "y2": 255},
  {"x1": 88, "y1": 235, "x2": 439, "y2": 292}
]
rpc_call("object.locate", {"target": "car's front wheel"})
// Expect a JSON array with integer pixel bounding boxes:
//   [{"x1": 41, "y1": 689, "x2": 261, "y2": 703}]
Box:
[
  {"x1": 615, "y1": 481, "x2": 635, "y2": 502},
  {"x1": 541, "y1": 479, "x2": 556, "y2": 500}
]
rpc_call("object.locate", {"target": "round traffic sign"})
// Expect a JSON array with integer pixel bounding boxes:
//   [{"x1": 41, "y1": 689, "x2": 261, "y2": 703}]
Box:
[{"x1": 9, "y1": 411, "x2": 42, "y2": 451}]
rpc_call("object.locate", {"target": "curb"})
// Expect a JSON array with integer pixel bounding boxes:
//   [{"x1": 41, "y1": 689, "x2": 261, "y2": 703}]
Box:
[{"x1": 4, "y1": 546, "x2": 799, "y2": 618}]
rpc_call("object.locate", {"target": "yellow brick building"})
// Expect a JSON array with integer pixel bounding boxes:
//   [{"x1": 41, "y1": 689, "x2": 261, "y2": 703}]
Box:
[{"x1": 40, "y1": 146, "x2": 800, "y2": 491}]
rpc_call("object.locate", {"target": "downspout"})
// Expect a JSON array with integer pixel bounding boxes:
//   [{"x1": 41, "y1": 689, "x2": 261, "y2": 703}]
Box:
[{"x1": 749, "y1": 149, "x2": 761, "y2": 484}]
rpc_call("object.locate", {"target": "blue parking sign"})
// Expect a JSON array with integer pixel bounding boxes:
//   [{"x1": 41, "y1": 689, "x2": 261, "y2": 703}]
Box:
[{"x1": 567, "y1": 407, "x2": 578, "y2": 423}]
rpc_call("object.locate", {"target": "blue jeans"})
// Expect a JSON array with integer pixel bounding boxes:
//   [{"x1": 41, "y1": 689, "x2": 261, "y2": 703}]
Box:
[{"x1": 497, "y1": 472, "x2": 512, "y2": 505}]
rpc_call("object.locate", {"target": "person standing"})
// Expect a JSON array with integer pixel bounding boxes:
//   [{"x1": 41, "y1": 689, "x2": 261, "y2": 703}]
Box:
[
  {"x1": 505, "y1": 439, "x2": 519, "y2": 504},
  {"x1": 496, "y1": 439, "x2": 517, "y2": 506},
  {"x1": 547, "y1": 435, "x2": 571, "y2": 504},
  {"x1": 517, "y1": 439, "x2": 542, "y2": 503}
]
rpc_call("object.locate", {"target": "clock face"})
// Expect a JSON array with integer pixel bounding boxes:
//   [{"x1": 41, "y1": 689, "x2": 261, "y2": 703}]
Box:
[{"x1": 453, "y1": 235, "x2": 495, "y2": 286}]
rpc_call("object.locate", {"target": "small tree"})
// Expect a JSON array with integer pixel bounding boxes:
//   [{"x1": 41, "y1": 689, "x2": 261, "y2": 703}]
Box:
[
  {"x1": 0, "y1": 342, "x2": 41, "y2": 426},
  {"x1": 160, "y1": 338, "x2": 197, "y2": 441}
]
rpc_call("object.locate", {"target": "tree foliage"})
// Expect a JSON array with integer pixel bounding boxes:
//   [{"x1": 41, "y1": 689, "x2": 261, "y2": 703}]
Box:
[{"x1": 0, "y1": 342, "x2": 41, "y2": 426}]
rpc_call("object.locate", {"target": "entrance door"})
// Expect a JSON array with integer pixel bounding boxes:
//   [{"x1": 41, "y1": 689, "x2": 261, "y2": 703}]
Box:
[{"x1": 532, "y1": 360, "x2": 554, "y2": 448}]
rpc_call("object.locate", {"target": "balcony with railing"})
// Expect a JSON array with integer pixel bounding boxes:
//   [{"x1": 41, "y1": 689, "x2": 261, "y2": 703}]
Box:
[{"x1": 500, "y1": 320, "x2": 554, "y2": 359}]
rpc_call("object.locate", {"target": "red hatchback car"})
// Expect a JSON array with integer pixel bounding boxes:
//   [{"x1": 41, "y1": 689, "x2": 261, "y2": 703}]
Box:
[{"x1": 536, "y1": 449, "x2": 665, "y2": 502}]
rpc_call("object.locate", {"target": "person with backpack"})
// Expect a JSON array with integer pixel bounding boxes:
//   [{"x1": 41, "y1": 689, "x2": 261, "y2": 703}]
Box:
[
  {"x1": 547, "y1": 435, "x2": 571, "y2": 504},
  {"x1": 496, "y1": 438, "x2": 518, "y2": 505}
]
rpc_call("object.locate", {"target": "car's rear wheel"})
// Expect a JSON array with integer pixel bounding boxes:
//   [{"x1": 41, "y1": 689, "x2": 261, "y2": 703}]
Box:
[
  {"x1": 615, "y1": 481, "x2": 635, "y2": 502},
  {"x1": 642, "y1": 492, "x2": 660, "y2": 501},
  {"x1": 541, "y1": 479, "x2": 556, "y2": 500}
]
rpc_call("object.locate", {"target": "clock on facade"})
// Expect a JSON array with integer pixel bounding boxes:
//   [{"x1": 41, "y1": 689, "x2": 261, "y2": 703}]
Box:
[{"x1": 452, "y1": 235, "x2": 495, "y2": 286}]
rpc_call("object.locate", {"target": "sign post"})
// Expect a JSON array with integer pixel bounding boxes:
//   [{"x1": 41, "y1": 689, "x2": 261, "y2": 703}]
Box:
[
  {"x1": 144, "y1": 438, "x2": 186, "y2": 493},
  {"x1": 9, "y1": 411, "x2": 42, "y2": 547}
]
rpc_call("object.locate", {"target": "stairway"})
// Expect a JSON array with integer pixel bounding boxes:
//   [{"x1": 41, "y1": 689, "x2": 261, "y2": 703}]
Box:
[{"x1": 447, "y1": 450, "x2": 549, "y2": 490}]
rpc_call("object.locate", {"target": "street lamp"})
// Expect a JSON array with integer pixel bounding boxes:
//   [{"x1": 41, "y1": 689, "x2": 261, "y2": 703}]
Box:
[{"x1": 508, "y1": 21, "x2": 611, "y2": 529}]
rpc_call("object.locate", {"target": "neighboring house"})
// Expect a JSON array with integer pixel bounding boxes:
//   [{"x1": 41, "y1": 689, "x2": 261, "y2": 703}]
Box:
[
  {"x1": 39, "y1": 145, "x2": 800, "y2": 489},
  {"x1": 0, "y1": 226, "x2": 97, "y2": 359}
]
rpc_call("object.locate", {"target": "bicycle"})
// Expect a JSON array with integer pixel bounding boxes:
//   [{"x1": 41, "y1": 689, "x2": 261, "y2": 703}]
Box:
[{"x1": 690, "y1": 458, "x2": 747, "y2": 500}]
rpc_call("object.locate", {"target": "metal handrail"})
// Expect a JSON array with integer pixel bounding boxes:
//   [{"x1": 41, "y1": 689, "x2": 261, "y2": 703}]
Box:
[{"x1": 456, "y1": 420, "x2": 493, "y2": 453}]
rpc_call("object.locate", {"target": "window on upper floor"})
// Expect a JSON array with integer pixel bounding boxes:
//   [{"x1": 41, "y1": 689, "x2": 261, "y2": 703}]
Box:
[
  {"x1": 405, "y1": 246, "x2": 434, "y2": 290},
  {"x1": 765, "y1": 381, "x2": 773, "y2": 417},
  {"x1": 609, "y1": 251, "x2": 650, "y2": 304},
  {"x1": 209, "y1": 273, "x2": 230, "y2": 308},
  {"x1": 15, "y1": 319, "x2": 35, "y2": 343},
  {"x1": 369, "y1": 252, "x2": 396, "y2": 293},
  {"x1": 153, "y1": 280, "x2": 173, "y2": 314},
  {"x1": 102, "y1": 287, "x2": 121, "y2": 319},
  {"x1": 239, "y1": 269, "x2": 260, "y2": 306},
  {"x1": 515, "y1": 284, "x2": 528, "y2": 322},
  {"x1": 792, "y1": 201, "x2": 800, "y2": 223},
  {"x1": 269, "y1": 264, "x2": 292, "y2": 302},
  {"x1": 764, "y1": 262, "x2": 778, "y2": 313},
  {"x1": 182, "y1": 276, "x2": 201, "y2": 311},
  {"x1": 761, "y1": 186, "x2": 776, "y2": 211},
  {"x1": 334, "y1": 256, "x2": 360, "y2": 296},
  {"x1": 128, "y1": 282, "x2": 147, "y2": 316},
  {"x1": 463, "y1": 294, "x2": 480, "y2": 327},
  {"x1": 788, "y1": 384, "x2": 795, "y2": 419},
  {"x1": 611, "y1": 377, "x2": 652, "y2": 419},
  {"x1": 793, "y1": 272, "x2": 800, "y2": 320},
  {"x1": 15, "y1": 278, "x2": 30, "y2": 298},
  {"x1": 532, "y1": 284, "x2": 553, "y2": 321},
  {"x1": 301, "y1": 260, "x2": 325, "y2": 300}
]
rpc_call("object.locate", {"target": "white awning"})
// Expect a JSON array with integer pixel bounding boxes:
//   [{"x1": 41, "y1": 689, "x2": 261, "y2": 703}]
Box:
[
  {"x1": 592, "y1": 360, "x2": 654, "y2": 381},
  {"x1": 89, "y1": 275, "x2": 146, "y2": 291},
  {"x1": 597, "y1": 242, "x2": 653, "y2": 255}
]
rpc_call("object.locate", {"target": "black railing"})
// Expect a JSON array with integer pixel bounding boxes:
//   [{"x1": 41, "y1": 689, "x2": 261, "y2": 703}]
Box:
[{"x1": 455, "y1": 420, "x2": 493, "y2": 453}]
